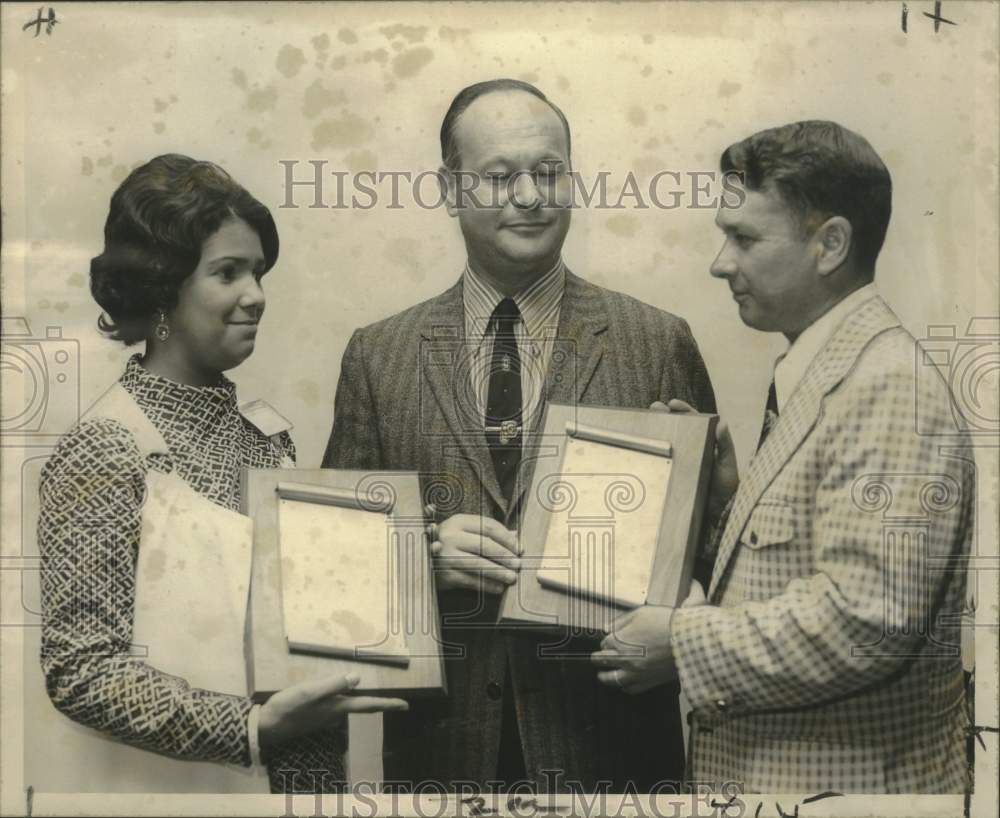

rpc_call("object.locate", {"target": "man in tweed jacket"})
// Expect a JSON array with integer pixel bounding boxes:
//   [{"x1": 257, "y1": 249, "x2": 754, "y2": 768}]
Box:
[
  {"x1": 592, "y1": 121, "x2": 973, "y2": 793},
  {"x1": 323, "y1": 79, "x2": 716, "y2": 790}
]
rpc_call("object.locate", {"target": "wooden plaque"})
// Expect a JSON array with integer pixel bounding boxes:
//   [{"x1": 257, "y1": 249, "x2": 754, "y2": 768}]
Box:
[
  {"x1": 498, "y1": 404, "x2": 717, "y2": 634},
  {"x1": 242, "y1": 469, "x2": 447, "y2": 701}
]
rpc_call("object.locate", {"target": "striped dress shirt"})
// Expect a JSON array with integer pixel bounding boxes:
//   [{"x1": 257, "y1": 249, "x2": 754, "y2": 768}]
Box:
[{"x1": 462, "y1": 259, "x2": 566, "y2": 434}]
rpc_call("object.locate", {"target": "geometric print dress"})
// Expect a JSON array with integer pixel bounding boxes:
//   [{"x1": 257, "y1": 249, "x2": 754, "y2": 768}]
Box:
[{"x1": 38, "y1": 354, "x2": 346, "y2": 793}]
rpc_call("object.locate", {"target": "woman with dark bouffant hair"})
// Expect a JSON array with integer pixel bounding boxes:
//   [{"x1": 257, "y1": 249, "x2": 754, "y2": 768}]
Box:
[{"x1": 37, "y1": 154, "x2": 406, "y2": 794}]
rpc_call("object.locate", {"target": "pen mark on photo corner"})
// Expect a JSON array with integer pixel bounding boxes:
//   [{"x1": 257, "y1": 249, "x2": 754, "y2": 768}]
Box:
[
  {"x1": 903, "y1": 1, "x2": 958, "y2": 35},
  {"x1": 22, "y1": 6, "x2": 58, "y2": 37}
]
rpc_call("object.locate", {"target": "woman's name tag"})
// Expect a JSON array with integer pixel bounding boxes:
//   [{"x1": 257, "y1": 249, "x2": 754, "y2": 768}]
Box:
[{"x1": 239, "y1": 399, "x2": 293, "y2": 437}]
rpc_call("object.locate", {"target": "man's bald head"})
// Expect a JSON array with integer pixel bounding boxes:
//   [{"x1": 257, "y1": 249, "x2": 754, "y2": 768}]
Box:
[{"x1": 440, "y1": 79, "x2": 572, "y2": 171}]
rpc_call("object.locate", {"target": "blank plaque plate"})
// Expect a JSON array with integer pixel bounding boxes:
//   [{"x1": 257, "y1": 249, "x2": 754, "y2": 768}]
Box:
[
  {"x1": 243, "y1": 469, "x2": 447, "y2": 700},
  {"x1": 535, "y1": 428, "x2": 673, "y2": 608},
  {"x1": 276, "y1": 482, "x2": 408, "y2": 665},
  {"x1": 498, "y1": 404, "x2": 717, "y2": 634}
]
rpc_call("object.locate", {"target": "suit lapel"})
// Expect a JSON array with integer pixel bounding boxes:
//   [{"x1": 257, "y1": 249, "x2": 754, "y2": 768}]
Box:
[
  {"x1": 419, "y1": 278, "x2": 507, "y2": 512},
  {"x1": 514, "y1": 271, "x2": 609, "y2": 512},
  {"x1": 544, "y1": 270, "x2": 609, "y2": 406},
  {"x1": 708, "y1": 296, "x2": 901, "y2": 599}
]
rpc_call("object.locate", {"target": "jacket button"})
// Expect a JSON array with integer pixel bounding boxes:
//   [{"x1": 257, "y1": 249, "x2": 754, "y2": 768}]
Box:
[
  {"x1": 487, "y1": 681, "x2": 503, "y2": 701},
  {"x1": 749, "y1": 532, "x2": 758, "y2": 545}
]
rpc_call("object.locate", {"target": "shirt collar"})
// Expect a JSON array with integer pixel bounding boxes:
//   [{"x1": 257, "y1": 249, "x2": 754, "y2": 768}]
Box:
[
  {"x1": 122, "y1": 353, "x2": 236, "y2": 400},
  {"x1": 773, "y1": 283, "x2": 878, "y2": 410},
  {"x1": 120, "y1": 353, "x2": 238, "y2": 429},
  {"x1": 463, "y1": 258, "x2": 566, "y2": 345}
]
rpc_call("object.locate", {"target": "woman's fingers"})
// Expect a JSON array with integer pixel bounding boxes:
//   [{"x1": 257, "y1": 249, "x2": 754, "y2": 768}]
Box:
[
  {"x1": 589, "y1": 650, "x2": 622, "y2": 668},
  {"x1": 336, "y1": 696, "x2": 409, "y2": 714},
  {"x1": 262, "y1": 679, "x2": 411, "y2": 745},
  {"x1": 289, "y1": 672, "x2": 361, "y2": 704}
]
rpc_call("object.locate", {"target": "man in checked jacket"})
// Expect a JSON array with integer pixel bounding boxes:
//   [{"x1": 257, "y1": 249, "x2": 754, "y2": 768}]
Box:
[{"x1": 591, "y1": 121, "x2": 974, "y2": 794}]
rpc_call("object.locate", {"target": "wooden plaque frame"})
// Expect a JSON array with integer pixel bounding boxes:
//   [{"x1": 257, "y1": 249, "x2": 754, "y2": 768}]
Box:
[
  {"x1": 498, "y1": 404, "x2": 717, "y2": 634},
  {"x1": 242, "y1": 468, "x2": 447, "y2": 701}
]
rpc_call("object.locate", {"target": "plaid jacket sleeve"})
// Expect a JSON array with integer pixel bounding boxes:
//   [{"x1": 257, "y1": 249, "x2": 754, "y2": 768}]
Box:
[
  {"x1": 38, "y1": 418, "x2": 254, "y2": 765},
  {"x1": 670, "y1": 364, "x2": 972, "y2": 714}
]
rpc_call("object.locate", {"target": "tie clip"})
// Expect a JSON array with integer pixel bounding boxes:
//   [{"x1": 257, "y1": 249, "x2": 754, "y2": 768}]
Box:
[{"x1": 486, "y1": 421, "x2": 522, "y2": 445}]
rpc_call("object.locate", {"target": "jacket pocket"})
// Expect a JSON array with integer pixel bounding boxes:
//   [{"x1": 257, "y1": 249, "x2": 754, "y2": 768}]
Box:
[{"x1": 741, "y1": 501, "x2": 795, "y2": 550}]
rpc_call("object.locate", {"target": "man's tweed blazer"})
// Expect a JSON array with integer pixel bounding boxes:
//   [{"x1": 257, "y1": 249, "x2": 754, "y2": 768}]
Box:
[
  {"x1": 323, "y1": 270, "x2": 716, "y2": 790},
  {"x1": 672, "y1": 295, "x2": 974, "y2": 794}
]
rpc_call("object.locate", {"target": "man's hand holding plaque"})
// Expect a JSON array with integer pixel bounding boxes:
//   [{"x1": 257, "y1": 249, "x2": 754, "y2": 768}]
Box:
[
  {"x1": 591, "y1": 580, "x2": 707, "y2": 695},
  {"x1": 653, "y1": 399, "x2": 739, "y2": 523},
  {"x1": 428, "y1": 512, "x2": 521, "y2": 596}
]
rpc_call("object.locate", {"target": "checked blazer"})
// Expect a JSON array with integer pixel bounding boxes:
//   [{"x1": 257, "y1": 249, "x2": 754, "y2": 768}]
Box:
[
  {"x1": 323, "y1": 270, "x2": 716, "y2": 791},
  {"x1": 671, "y1": 295, "x2": 974, "y2": 794}
]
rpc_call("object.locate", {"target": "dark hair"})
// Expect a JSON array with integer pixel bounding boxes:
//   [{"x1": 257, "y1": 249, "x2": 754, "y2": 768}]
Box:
[
  {"x1": 440, "y1": 78, "x2": 572, "y2": 170},
  {"x1": 720, "y1": 120, "x2": 892, "y2": 273},
  {"x1": 90, "y1": 154, "x2": 279, "y2": 344}
]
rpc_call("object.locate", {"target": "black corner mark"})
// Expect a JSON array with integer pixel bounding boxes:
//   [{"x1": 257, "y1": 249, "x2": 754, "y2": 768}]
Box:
[
  {"x1": 22, "y1": 7, "x2": 58, "y2": 37},
  {"x1": 711, "y1": 794, "x2": 742, "y2": 815},
  {"x1": 923, "y1": 1, "x2": 957, "y2": 32},
  {"x1": 801, "y1": 791, "x2": 845, "y2": 804},
  {"x1": 902, "y1": 1, "x2": 957, "y2": 34},
  {"x1": 969, "y1": 723, "x2": 999, "y2": 751},
  {"x1": 460, "y1": 795, "x2": 498, "y2": 816},
  {"x1": 506, "y1": 796, "x2": 568, "y2": 814}
]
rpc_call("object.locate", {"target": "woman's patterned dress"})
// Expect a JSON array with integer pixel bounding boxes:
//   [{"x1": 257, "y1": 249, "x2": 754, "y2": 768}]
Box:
[{"x1": 38, "y1": 355, "x2": 345, "y2": 793}]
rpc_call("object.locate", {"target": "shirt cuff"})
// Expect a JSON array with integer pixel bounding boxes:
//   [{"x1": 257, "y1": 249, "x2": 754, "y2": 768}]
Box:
[{"x1": 246, "y1": 704, "x2": 264, "y2": 768}]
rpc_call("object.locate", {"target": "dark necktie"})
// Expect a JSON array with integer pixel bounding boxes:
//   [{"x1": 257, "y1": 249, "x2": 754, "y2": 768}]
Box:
[
  {"x1": 756, "y1": 380, "x2": 779, "y2": 452},
  {"x1": 485, "y1": 298, "x2": 523, "y2": 503}
]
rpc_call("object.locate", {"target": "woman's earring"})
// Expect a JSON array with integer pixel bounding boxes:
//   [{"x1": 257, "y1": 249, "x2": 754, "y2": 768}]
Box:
[{"x1": 154, "y1": 311, "x2": 170, "y2": 342}]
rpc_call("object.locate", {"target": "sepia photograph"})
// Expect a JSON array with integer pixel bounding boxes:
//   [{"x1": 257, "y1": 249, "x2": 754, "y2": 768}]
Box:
[{"x1": 1, "y1": 2, "x2": 997, "y2": 816}]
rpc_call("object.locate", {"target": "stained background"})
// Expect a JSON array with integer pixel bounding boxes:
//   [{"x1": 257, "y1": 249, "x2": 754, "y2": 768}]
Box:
[{"x1": 2, "y1": 0, "x2": 997, "y2": 802}]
